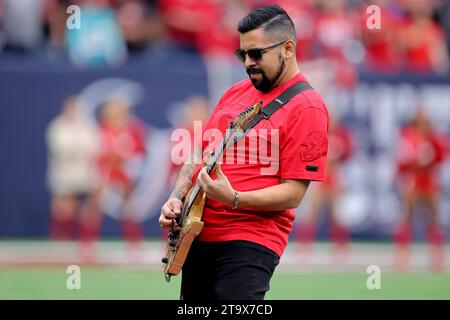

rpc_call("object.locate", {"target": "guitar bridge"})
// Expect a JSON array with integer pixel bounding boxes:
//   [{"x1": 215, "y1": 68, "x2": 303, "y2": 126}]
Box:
[{"x1": 169, "y1": 232, "x2": 178, "y2": 248}]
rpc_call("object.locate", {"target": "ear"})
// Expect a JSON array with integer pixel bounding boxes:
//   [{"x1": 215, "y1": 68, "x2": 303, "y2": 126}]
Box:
[{"x1": 283, "y1": 39, "x2": 296, "y2": 59}]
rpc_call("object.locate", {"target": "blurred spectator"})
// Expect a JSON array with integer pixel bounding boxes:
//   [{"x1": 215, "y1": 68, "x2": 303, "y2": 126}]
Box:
[
  {"x1": 79, "y1": 97, "x2": 147, "y2": 261},
  {"x1": 158, "y1": 0, "x2": 214, "y2": 52},
  {"x1": 46, "y1": 96, "x2": 99, "y2": 240},
  {"x1": 313, "y1": 0, "x2": 360, "y2": 88},
  {"x1": 267, "y1": 0, "x2": 318, "y2": 62},
  {"x1": 197, "y1": 0, "x2": 246, "y2": 58},
  {"x1": 43, "y1": 0, "x2": 163, "y2": 54},
  {"x1": 440, "y1": 0, "x2": 450, "y2": 58},
  {"x1": 42, "y1": 0, "x2": 67, "y2": 50},
  {"x1": 66, "y1": 0, "x2": 127, "y2": 67},
  {"x1": 394, "y1": 109, "x2": 448, "y2": 272},
  {"x1": 2, "y1": 0, "x2": 44, "y2": 52},
  {"x1": 198, "y1": 0, "x2": 250, "y2": 105},
  {"x1": 359, "y1": 0, "x2": 403, "y2": 73},
  {"x1": 314, "y1": 0, "x2": 359, "y2": 59},
  {"x1": 296, "y1": 114, "x2": 354, "y2": 262},
  {"x1": 396, "y1": 0, "x2": 449, "y2": 74},
  {"x1": 116, "y1": 0, "x2": 165, "y2": 53}
]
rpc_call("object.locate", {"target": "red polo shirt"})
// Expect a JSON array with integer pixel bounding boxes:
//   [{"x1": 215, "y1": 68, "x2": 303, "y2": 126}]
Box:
[{"x1": 193, "y1": 73, "x2": 329, "y2": 257}]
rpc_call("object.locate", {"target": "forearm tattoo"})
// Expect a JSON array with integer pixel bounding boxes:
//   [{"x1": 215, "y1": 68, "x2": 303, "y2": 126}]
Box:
[{"x1": 169, "y1": 148, "x2": 201, "y2": 200}]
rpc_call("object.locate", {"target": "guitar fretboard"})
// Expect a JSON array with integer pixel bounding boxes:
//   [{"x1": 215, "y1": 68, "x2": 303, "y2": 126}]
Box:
[
  {"x1": 183, "y1": 126, "x2": 235, "y2": 216},
  {"x1": 177, "y1": 102, "x2": 262, "y2": 226}
]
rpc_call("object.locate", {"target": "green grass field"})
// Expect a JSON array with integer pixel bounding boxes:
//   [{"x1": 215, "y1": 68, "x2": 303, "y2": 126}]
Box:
[
  {"x1": 1, "y1": 268, "x2": 450, "y2": 300},
  {"x1": 1, "y1": 240, "x2": 449, "y2": 299}
]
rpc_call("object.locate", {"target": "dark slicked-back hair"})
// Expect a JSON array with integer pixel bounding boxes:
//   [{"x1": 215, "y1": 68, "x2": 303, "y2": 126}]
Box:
[{"x1": 237, "y1": 5, "x2": 297, "y2": 42}]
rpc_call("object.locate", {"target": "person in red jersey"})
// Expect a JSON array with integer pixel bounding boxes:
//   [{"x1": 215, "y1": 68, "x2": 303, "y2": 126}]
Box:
[
  {"x1": 313, "y1": 0, "x2": 360, "y2": 88},
  {"x1": 79, "y1": 97, "x2": 147, "y2": 261},
  {"x1": 159, "y1": 5, "x2": 329, "y2": 300},
  {"x1": 394, "y1": 109, "x2": 448, "y2": 272},
  {"x1": 158, "y1": 0, "x2": 215, "y2": 51},
  {"x1": 358, "y1": 0, "x2": 403, "y2": 73},
  {"x1": 196, "y1": 0, "x2": 251, "y2": 104},
  {"x1": 296, "y1": 114, "x2": 353, "y2": 261},
  {"x1": 396, "y1": 0, "x2": 449, "y2": 74}
]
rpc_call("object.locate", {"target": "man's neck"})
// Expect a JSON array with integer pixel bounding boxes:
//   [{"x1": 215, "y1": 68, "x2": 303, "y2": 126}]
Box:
[{"x1": 274, "y1": 63, "x2": 300, "y2": 88}]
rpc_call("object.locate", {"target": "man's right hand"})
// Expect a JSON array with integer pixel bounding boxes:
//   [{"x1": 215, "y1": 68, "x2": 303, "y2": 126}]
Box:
[{"x1": 159, "y1": 198, "x2": 183, "y2": 231}]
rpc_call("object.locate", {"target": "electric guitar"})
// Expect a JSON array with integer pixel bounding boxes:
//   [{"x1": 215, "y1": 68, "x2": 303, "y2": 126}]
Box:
[{"x1": 162, "y1": 101, "x2": 263, "y2": 282}]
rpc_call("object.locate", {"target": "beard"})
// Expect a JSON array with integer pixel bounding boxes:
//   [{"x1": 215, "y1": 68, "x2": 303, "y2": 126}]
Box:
[{"x1": 247, "y1": 57, "x2": 285, "y2": 93}]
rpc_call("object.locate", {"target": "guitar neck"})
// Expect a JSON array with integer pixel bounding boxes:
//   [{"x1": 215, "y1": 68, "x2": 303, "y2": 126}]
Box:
[
  {"x1": 176, "y1": 101, "x2": 262, "y2": 227},
  {"x1": 185, "y1": 127, "x2": 235, "y2": 210}
]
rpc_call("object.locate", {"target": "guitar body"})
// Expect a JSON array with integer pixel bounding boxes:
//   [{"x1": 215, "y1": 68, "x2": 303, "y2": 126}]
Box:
[{"x1": 163, "y1": 189, "x2": 206, "y2": 281}]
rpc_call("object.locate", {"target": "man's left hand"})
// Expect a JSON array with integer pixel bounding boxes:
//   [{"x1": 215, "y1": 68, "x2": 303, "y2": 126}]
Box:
[{"x1": 197, "y1": 163, "x2": 235, "y2": 206}]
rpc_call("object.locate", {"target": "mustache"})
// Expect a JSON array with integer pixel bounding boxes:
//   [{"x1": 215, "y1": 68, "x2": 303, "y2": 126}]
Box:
[{"x1": 247, "y1": 67, "x2": 263, "y2": 75}]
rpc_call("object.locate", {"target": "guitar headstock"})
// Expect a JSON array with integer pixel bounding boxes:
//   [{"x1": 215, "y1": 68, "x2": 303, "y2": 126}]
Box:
[{"x1": 231, "y1": 101, "x2": 263, "y2": 130}]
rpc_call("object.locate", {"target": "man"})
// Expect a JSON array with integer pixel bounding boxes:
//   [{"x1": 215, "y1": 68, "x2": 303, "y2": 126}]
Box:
[{"x1": 159, "y1": 5, "x2": 329, "y2": 300}]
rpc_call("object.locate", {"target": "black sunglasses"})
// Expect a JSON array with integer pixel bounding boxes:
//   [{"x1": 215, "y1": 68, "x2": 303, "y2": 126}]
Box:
[{"x1": 234, "y1": 40, "x2": 287, "y2": 63}]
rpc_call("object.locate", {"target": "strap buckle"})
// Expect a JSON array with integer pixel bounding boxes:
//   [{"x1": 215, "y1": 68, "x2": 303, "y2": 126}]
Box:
[
  {"x1": 260, "y1": 98, "x2": 283, "y2": 119},
  {"x1": 260, "y1": 109, "x2": 270, "y2": 119}
]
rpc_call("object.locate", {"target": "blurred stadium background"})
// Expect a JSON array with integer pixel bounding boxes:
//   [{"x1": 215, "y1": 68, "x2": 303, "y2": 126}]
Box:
[{"x1": 1, "y1": 0, "x2": 450, "y2": 299}]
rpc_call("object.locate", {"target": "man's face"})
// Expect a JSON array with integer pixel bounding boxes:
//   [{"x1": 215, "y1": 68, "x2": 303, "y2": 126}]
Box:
[{"x1": 239, "y1": 28, "x2": 286, "y2": 93}]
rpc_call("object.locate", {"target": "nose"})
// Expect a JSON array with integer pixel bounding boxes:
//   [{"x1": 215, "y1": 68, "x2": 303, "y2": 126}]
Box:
[{"x1": 244, "y1": 56, "x2": 257, "y2": 69}]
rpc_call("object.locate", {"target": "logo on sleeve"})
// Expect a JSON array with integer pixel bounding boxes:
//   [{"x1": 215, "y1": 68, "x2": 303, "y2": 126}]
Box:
[{"x1": 300, "y1": 132, "x2": 328, "y2": 162}]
